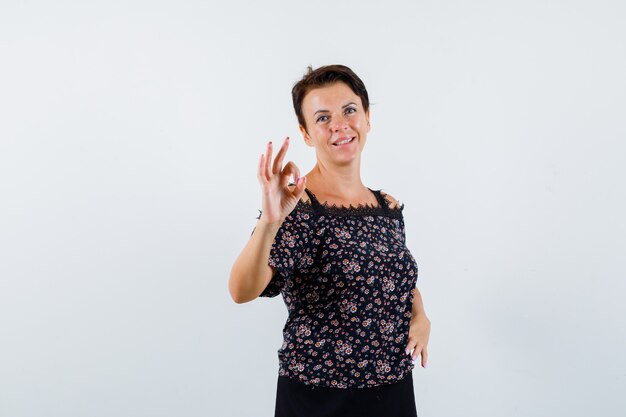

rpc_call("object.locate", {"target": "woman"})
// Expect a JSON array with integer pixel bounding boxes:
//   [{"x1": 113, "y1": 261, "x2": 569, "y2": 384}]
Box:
[{"x1": 229, "y1": 64, "x2": 431, "y2": 417}]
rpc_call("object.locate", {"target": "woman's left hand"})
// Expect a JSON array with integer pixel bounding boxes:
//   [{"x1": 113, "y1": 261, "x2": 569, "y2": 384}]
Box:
[{"x1": 405, "y1": 314, "x2": 431, "y2": 368}]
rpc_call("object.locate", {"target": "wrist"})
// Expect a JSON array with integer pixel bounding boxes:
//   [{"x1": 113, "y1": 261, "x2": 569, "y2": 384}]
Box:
[{"x1": 256, "y1": 215, "x2": 284, "y2": 232}]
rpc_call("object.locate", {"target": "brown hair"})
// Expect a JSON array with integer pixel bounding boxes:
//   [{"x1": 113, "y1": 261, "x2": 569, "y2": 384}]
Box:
[{"x1": 292, "y1": 64, "x2": 370, "y2": 132}]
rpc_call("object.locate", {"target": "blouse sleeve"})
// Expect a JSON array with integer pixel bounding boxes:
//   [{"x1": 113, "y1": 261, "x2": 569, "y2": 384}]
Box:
[{"x1": 251, "y1": 208, "x2": 310, "y2": 298}]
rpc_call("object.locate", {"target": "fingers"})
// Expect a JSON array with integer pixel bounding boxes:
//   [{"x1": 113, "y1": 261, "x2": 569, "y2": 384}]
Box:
[
  {"x1": 405, "y1": 340, "x2": 418, "y2": 360},
  {"x1": 405, "y1": 345, "x2": 415, "y2": 359},
  {"x1": 257, "y1": 142, "x2": 272, "y2": 184},
  {"x1": 259, "y1": 137, "x2": 290, "y2": 184},
  {"x1": 257, "y1": 150, "x2": 271, "y2": 186},
  {"x1": 264, "y1": 141, "x2": 273, "y2": 180},
  {"x1": 412, "y1": 345, "x2": 420, "y2": 361},
  {"x1": 272, "y1": 137, "x2": 290, "y2": 175},
  {"x1": 293, "y1": 176, "x2": 307, "y2": 198},
  {"x1": 282, "y1": 161, "x2": 300, "y2": 186},
  {"x1": 405, "y1": 343, "x2": 427, "y2": 368}
]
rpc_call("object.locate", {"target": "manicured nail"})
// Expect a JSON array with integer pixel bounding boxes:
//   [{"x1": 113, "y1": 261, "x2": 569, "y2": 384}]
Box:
[{"x1": 405, "y1": 349, "x2": 410, "y2": 355}]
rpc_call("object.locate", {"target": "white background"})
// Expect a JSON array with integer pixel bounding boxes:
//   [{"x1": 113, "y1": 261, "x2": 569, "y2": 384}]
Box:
[{"x1": 1, "y1": 0, "x2": 625, "y2": 416}]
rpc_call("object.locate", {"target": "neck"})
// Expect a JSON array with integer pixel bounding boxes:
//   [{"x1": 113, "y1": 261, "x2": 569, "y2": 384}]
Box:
[{"x1": 305, "y1": 159, "x2": 367, "y2": 199}]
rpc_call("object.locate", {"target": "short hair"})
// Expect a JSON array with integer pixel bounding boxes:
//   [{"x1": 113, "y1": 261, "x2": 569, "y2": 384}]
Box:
[{"x1": 292, "y1": 64, "x2": 370, "y2": 132}]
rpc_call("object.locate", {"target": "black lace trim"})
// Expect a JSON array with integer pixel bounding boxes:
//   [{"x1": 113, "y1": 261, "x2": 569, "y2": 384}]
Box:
[
  {"x1": 299, "y1": 188, "x2": 404, "y2": 219},
  {"x1": 296, "y1": 199, "x2": 403, "y2": 219},
  {"x1": 379, "y1": 191, "x2": 405, "y2": 214},
  {"x1": 256, "y1": 202, "x2": 404, "y2": 220},
  {"x1": 255, "y1": 185, "x2": 405, "y2": 220}
]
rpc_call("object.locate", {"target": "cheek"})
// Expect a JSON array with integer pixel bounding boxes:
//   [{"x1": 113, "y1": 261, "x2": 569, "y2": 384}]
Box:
[
  {"x1": 353, "y1": 119, "x2": 368, "y2": 132},
  {"x1": 313, "y1": 126, "x2": 330, "y2": 137}
]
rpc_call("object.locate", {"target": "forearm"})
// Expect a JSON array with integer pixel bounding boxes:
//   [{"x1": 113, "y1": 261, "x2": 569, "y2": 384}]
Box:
[{"x1": 228, "y1": 218, "x2": 281, "y2": 303}]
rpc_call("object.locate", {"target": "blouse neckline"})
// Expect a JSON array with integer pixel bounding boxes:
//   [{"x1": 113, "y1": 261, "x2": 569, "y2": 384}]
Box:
[{"x1": 296, "y1": 187, "x2": 404, "y2": 219}]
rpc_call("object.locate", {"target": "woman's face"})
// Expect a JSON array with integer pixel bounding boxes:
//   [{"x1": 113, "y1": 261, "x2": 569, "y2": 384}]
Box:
[{"x1": 299, "y1": 81, "x2": 370, "y2": 166}]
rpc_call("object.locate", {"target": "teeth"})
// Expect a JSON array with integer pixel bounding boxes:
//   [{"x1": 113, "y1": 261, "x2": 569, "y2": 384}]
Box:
[{"x1": 335, "y1": 138, "x2": 353, "y2": 145}]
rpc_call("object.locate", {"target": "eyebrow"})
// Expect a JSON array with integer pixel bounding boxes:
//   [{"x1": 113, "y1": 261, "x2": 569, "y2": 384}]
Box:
[{"x1": 313, "y1": 102, "x2": 357, "y2": 116}]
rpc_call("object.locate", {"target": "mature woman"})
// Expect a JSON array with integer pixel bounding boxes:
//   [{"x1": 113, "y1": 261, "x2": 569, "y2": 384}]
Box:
[{"x1": 229, "y1": 64, "x2": 431, "y2": 417}]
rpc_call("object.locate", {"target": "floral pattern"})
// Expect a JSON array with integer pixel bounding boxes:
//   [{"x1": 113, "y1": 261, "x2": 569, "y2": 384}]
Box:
[{"x1": 255, "y1": 188, "x2": 418, "y2": 389}]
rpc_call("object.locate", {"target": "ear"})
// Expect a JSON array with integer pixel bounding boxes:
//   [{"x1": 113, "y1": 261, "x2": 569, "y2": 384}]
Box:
[
  {"x1": 366, "y1": 110, "x2": 371, "y2": 132},
  {"x1": 299, "y1": 124, "x2": 314, "y2": 147}
]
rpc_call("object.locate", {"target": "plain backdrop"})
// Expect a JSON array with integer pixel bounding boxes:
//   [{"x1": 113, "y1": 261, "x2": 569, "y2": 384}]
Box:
[{"x1": 1, "y1": 0, "x2": 625, "y2": 416}]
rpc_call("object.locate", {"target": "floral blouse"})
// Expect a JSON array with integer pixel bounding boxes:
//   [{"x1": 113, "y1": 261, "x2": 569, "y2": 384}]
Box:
[{"x1": 253, "y1": 187, "x2": 419, "y2": 389}]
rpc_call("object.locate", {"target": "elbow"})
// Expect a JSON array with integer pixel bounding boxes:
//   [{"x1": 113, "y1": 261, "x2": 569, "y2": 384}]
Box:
[
  {"x1": 229, "y1": 288, "x2": 247, "y2": 304},
  {"x1": 228, "y1": 272, "x2": 257, "y2": 304},
  {"x1": 231, "y1": 294, "x2": 246, "y2": 304},
  {"x1": 229, "y1": 287, "x2": 243, "y2": 304},
  {"x1": 228, "y1": 278, "x2": 245, "y2": 304},
  {"x1": 228, "y1": 266, "x2": 244, "y2": 303},
  {"x1": 231, "y1": 291, "x2": 256, "y2": 304}
]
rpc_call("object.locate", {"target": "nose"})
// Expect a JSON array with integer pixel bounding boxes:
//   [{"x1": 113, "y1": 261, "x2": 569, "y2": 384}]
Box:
[{"x1": 330, "y1": 115, "x2": 349, "y2": 132}]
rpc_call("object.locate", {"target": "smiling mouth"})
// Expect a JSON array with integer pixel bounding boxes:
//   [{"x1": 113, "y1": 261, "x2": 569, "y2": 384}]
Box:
[{"x1": 333, "y1": 137, "x2": 355, "y2": 147}]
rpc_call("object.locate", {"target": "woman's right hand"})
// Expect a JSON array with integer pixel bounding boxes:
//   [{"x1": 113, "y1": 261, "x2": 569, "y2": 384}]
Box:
[{"x1": 256, "y1": 137, "x2": 306, "y2": 225}]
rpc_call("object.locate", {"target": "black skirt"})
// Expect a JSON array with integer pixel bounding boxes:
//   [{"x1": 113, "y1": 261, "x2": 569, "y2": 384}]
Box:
[{"x1": 273, "y1": 373, "x2": 418, "y2": 417}]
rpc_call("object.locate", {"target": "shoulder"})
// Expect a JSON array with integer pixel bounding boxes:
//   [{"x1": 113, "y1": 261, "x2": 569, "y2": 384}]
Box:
[{"x1": 379, "y1": 190, "x2": 403, "y2": 209}]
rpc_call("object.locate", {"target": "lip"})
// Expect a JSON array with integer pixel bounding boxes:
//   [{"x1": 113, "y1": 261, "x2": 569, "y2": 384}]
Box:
[{"x1": 332, "y1": 136, "x2": 356, "y2": 146}]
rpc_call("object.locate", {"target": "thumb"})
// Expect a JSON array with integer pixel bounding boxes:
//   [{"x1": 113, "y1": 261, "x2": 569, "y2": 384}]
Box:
[{"x1": 293, "y1": 176, "x2": 307, "y2": 199}]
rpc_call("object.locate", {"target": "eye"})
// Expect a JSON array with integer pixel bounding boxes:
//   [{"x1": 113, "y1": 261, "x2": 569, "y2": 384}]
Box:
[
  {"x1": 316, "y1": 115, "x2": 329, "y2": 123},
  {"x1": 345, "y1": 107, "x2": 357, "y2": 114}
]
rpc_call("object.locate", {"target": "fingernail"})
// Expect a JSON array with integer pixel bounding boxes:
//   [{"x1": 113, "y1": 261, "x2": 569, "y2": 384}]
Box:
[{"x1": 405, "y1": 349, "x2": 410, "y2": 355}]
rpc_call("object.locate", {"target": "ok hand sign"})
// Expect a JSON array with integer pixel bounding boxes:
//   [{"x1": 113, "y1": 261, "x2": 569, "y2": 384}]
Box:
[{"x1": 257, "y1": 137, "x2": 306, "y2": 225}]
